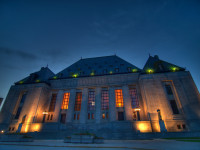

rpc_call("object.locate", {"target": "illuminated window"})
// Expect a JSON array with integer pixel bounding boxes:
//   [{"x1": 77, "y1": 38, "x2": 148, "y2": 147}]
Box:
[
  {"x1": 74, "y1": 114, "x2": 76, "y2": 120},
  {"x1": 101, "y1": 90, "x2": 109, "y2": 110},
  {"x1": 49, "y1": 94, "x2": 57, "y2": 112},
  {"x1": 115, "y1": 89, "x2": 124, "y2": 107},
  {"x1": 129, "y1": 89, "x2": 139, "y2": 108},
  {"x1": 88, "y1": 113, "x2": 90, "y2": 119},
  {"x1": 15, "y1": 92, "x2": 27, "y2": 119},
  {"x1": 74, "y1": 92, "x2": 82, "y2": 111},
  {"x1": 88, "y1": 91, "x2": 95, "y2": 111},
  {"x1": 61, "y1": 93, "x2": 70, "y2": 109},
  {"x1": 102, "y1": 113, "x2": 105, "y2": 119}
]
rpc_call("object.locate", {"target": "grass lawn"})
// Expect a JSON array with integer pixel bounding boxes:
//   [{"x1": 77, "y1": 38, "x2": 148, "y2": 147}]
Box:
[
  {"x1": 163, "y1": 137, "x2": 200, "y2": 142},
  {"x1": 176, "y1": 139, "x2": 200, "y2": 142}
]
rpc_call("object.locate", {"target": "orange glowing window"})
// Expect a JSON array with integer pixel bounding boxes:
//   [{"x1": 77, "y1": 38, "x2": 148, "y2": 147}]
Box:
[
  {"x1": 61, "y1": 93, "x2": 70, "y2": 109},
  {"x1": 115, "y1": 89, "x2": 124, "y2": 107}
]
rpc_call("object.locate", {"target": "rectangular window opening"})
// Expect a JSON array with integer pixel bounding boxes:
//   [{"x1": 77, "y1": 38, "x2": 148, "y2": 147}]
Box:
[
  {"x1": 88, "y1": 91, "x2": 95, "y2": 111},
  {"x1": 102, "y1": 113, "x2": 105, "y2": 119},
  {"x1": 77, "y1": 114, "x2": 80, "y2": 120},
  {"x1": 129, "y1": 88, "x2": 139, "y2": 108},
  {"x1": 61, "y1": 92, "x2": 70, "y2": 109},
  {"x1": 115, "y1": 89, "x2": 124, "y2": 107},
  {"x1": 91, "y1": 113, "x2": 94, "y2": 119},
  {"x1": 74, "y1": 92, "x2": 82, "y2": 111},
  {"x1": 101, "y1": 90, "x2": 109, "y2": 110},
  {"x1": 50, "y1": 114, "x2": 53, "y2": 120},
  {"x1": 49, "y1": 94, "x2": 57, "y2": 112},
  {"x1": 170, "y1": 100, "x2": 179, "y2": 114},
  {"x1": 15, "y1": 93, "x2": 27, "y2": 119},
  {"x1": 60, "y1": 114, "x2": 66, "y2": 124}
]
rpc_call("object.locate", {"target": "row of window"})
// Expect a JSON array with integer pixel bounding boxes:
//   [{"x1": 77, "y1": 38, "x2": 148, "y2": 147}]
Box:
[
  {"x1": 177, "y1": 124, "x2": 186, "y2": 129},
  {"x1": 60, "y1": 112, "x2": 110, "y2": 124},
  {"x1": 56, "y1": 88, "x2": 140, "y2": 112}
]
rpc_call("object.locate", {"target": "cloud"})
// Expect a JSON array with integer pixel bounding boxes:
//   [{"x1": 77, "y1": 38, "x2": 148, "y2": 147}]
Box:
[{"x1": 0, "y1": 47, "x2": 39, "y2": 60}]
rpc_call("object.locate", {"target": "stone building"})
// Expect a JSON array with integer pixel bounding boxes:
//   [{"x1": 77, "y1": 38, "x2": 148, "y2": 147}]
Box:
[
  {"x1": 0, "y1": 98, "x2": 3, "y2": 107},
  {"x1": 0, "y1": 55, "x2": 200, "y2": 138}
]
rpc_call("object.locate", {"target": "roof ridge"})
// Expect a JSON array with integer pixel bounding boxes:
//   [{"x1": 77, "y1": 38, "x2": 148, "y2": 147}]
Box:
[{"x1": 81, "y1": 55, "x2": 116, "y2": 60}]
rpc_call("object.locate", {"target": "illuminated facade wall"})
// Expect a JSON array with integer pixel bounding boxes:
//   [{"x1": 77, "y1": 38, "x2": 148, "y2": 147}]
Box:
[{"x1": 0, "y1": 55, "x2": 200, "y2": 136}]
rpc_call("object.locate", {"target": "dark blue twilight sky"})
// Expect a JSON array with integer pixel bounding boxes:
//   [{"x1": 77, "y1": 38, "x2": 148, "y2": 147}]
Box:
[{"x1": 0, "y1": 0, "x2": 200, "y2": 100}]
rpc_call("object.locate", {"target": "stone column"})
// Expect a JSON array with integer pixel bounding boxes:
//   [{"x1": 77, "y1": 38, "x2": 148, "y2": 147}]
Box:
[
  {"x1": 66, "y1": 89, "x2": 76, "y2": 123},
  {"x1": 53, "y1": 90, "x2": 64, "y2": 122},
  {"x1": 95, "y1": 87, "x2": 101, "y2": 123},
  {"x1": 122, "y1": 85, "x2": 132, "y2": 121},
  {"x1": 80, "y1": 88, "x2": 88, "y2": 124},
  {"x1": 109, "y1": 87, "x2": 116, "y2": 121}
]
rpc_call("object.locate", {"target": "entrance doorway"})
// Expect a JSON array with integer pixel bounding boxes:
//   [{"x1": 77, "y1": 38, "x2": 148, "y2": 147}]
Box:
[{"x1": 118, "y1": 112, "x2": 124, "y2": 121}]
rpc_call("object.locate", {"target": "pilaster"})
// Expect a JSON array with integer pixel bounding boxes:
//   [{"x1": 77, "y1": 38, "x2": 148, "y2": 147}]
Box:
[
  {"x1": 122, "y1": 85, "x2": 132, "y2": 120},
  {"x1": 66, "y1": 89, "x2": 76, "y2": 123},
  {"x1": 109, "y1": 87, "x2": 116, "y2": 121},
  {"x1": 95, "y1": 87, "x2": 101, "y2": 123},
  {"x1": 80, "y1": 88, "x2": 88, "y2": 124}
]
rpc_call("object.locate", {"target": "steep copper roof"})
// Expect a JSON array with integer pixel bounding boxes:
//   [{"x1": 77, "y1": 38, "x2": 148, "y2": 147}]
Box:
[
  {"x1": 15, "y1": 67, "x2": 55, "y2": 85},
  {"x1": 53, "y1": 55, "x2": 141, "y2": 79},
  {"x1": 142, "y1": 55, "x2": 185, "y2": 74}
]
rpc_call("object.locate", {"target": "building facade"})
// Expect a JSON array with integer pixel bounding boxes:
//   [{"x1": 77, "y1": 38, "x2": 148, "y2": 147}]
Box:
[{"x1": 0, "y1": 55, "x2": 200, "y2": 138}]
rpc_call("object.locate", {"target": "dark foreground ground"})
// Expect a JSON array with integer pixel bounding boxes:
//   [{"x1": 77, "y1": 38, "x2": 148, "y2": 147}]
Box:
[{"x1": 0, "y1": 139, "x2": 200, "y2": 150}]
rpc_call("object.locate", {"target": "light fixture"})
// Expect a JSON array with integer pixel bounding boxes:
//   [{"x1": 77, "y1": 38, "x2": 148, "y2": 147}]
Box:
[
  {"x1": 42, "y1": 111, "x2": 48, "y2": 115},
  {"x1": 132, "y1": 69, "x2": 137, "y2": 73},
  {"x1": 36, "y1": 79, "x2": 40, "y2": 82},
  {"x1": 147, "y1": 69, "x2": 153, "y2": 74},
  {"x1": 73, "y1": 74, "x2": 78, "y2": 78},
  {"x1": 92, "y1": 102, "x2": 95, "y2": 106},
  {"x1": 171, "y1": 67, "x2": 178, "y2": 72},
  {"x1": 134, "y1": 108, "x2": 141, "y2": 111},
  {"x1": 19, "y1": 81, "x2": 24, "y2": 84}
]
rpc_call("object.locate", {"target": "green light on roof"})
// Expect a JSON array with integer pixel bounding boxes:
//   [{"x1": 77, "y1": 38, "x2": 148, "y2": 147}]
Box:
[
  {"x1": 36, "y1": 79, "x2": 40, "y2": 83},
  {"x1": 171, "y1": 67, "x2": 179, "y2": 72},
  {"x1": 90, "y1": 72, "x2": 95, "y2": 76},
  {"x1": 19, "y1": 81, "x2": 24, "y2": 84},
  {"x1": 132, "y1": 69, "x2": 137, "y2": 73},
  {"x1": 53, "y1": 76, "x2": 57, "y2": 79},
  {"x1": 73, "y1": 74, "x2": 78, "y2": 78},
  {"x1": 109, "y1": 71, "x2": 113, "y2": 74},
  {"x1": 147, "y1": 69, "x2": 153, "y2": 74}
]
